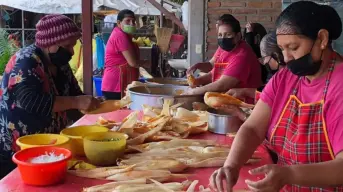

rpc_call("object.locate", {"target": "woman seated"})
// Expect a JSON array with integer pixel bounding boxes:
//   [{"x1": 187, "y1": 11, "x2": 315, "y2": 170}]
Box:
[
  {"x1": 210, "y1": 1, "x2": 343, "y2": 191},
  {"x1": 218, "y1": 31, "x2": 285, "y2": 121},
  {"x1": 0, "y1": 15, "x2": 101, "y2": 178},
  {"x1": 243, "y1": 22, "x2": 269, "y2": 88},
  {"x1": 184, "y1": 14, "x2": 261, "y2": 97}
]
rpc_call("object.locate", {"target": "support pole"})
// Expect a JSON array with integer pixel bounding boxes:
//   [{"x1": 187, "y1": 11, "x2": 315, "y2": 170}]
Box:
[
  {"x1": 82, "y1": 0, "x2": 93, "y2": 95},
  {"x1": 21, "y1": 10, "x2": 25, "y2": 47}
]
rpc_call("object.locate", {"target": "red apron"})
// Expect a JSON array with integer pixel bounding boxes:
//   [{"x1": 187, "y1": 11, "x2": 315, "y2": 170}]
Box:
[
  {"x1": 267, "y1": 53, "x2": 343, "y2": 191},
  {"x1": 119, "y1": 64, "x2": 139, "y2": 98},
  {"x1": 118, "y1": 41, "x2": 140, "y2": 98},
  {"x1": 212, "y1": 63, "x2": 228, "y2": 82}
]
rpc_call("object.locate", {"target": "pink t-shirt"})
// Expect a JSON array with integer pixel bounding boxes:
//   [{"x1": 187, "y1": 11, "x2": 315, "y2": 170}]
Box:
[
  {"x1": 260, "y1": 63, "x2": 343, "y2": 155},
  {"x1": 102, "y1": 27, "x2": 137, "y2": 92},
  {"x1": 212, "y1": 41, "x2": 261, "y2": 88}
]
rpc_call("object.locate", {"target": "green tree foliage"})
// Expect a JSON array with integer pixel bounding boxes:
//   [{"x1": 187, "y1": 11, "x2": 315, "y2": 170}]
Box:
[{"x1": 0, "y1": 29, "x2": 19, "y2": 75}]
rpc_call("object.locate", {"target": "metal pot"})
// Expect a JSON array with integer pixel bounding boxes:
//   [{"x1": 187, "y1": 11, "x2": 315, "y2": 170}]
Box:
[
  {"x1": 145, "y1": 78, "x2": 188, "y2": 86},
  {"x1": 128, "y1": 85, "x2": 203, "y2": 110},
  {"x1": 207, "y1": 108, "x2": 243, "y2": 134}
]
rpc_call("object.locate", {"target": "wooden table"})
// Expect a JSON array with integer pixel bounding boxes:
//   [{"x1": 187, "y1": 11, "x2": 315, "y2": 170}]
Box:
[{"x1": 0, "y1": 110, "x2": 272, "y2": 192}]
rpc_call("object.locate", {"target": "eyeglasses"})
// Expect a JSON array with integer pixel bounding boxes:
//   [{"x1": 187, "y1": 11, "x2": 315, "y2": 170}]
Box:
[
  {"x1": 258, "y1": 56, "x2": 272, "y2": 65},
  {"x1": 258, "y1": 53, "x2": 285, "y2": 66}
]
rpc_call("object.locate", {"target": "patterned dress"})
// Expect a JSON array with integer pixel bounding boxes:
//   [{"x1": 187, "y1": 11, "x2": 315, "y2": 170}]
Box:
[{"x1": 0, "y1": 45, "x2": 83, "y2": 177}]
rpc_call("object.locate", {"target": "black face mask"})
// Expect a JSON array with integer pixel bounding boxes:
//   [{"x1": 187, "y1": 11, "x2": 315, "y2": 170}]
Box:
[
  {"x1": 287, "y1": 43, "x2": 322, "y2": 76},
  {"x1": 49, "y1": 47, "x2": 73, "y2": 67},
  {"x1": 218, "y1": 38, "x2": 236, "y2": 52}
]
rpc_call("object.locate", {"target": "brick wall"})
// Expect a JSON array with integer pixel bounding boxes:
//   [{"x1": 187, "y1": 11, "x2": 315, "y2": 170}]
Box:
[{"x1": 205, "y1": 0, "x2": 283, "y2": 59}]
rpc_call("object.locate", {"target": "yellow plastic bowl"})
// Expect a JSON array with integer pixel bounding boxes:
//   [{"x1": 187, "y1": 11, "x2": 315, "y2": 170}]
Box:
[
  {"x1": 60, "y1": 125, "x2": 109, "y2": 156},
  {"x1": 83, "y1": 132, "x2": 127, "y2": 166},
  {"x1": 16, "y1": 134, "x2": 71, "y2": 151}
]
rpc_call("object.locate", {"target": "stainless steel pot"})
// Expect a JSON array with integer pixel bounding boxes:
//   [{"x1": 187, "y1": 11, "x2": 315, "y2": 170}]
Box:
[
  {"x1": 208, "y1": 108, "x2": 243, "y2": 134},
  {"x1": 145, "y1": 78, "x2": 188, "y2": 86},
  {"x1": 128, "y1": 85, "x2": 203, "y2": 110}
]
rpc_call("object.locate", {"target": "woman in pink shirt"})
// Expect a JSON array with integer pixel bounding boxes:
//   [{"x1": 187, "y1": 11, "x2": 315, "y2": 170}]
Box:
[
  {"x1": 102, "y1": 10, "x2": 145, "y2": 100},
  {"x1": 210, "y1": 1, "x2": 343, "y2": 191},
  {"x1": 184, "y1": 14, "x2": 261, "y2": 96}
]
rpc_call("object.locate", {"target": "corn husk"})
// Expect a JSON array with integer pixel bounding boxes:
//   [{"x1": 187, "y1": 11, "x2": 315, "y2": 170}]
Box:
[
  {"x1": 96, "y1": 116, "x2": 118, "y2": 129},
  {"x1": 204, "y1": 92, "x2": 254, "y2": 109},
  {"x1": 119, "y1": 159, "x2": 188, "y2": 173},
  {"x1": 83, "y1": 179, "x2": 147, "y2": 192},
  {"x1": 106, "y1": 170, "x2": 191, "y2": 182},
  {"x1": 127, "y1": 116, "x2": 171, "y2": 145},
  {"x1": 82, "y1": 96, "x2": 131, "y2": 114},
  {"x1": 112, "y1": 181, "x2": 183, "y2": 192},
  {"x1": 69, "y1": 165, "x2": 136, "y2": 179}
]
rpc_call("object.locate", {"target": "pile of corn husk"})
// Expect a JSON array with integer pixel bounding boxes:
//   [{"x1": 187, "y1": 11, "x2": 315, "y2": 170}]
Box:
[
  {"x1": 82, "y1": 179, "x2": 208, "y2": 192},
  {"x1": 120, "y1": 139, "x2": 261, "y2": 171},
  {"x1": 96, "y1": 99, "x2": 208, "y2": 144},
  {"x1": 69, "y1": 164, "x2": 190, "y2": 182}
]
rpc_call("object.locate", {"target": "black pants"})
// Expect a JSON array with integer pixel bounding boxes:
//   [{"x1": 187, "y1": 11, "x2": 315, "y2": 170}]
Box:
[{"x1": 102, "y1": 91, "x2": 121, "y2": 100}]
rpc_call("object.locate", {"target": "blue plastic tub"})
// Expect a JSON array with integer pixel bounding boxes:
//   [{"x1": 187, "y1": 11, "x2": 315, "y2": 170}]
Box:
[
  {"x1": 139, "y1": 77, "x2": 147, "y2": 83},
  {"x1": 93, "y1": 76, "x2": 103, "y2": 96}
]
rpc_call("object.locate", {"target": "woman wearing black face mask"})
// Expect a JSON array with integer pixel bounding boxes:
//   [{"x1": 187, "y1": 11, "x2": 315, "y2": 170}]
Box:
[
  {"x1": 210, "y1": 1, "x2": 343, "y2": 191},
  {"x1": 0, "y1": 15, "x2": 101, "y2": 178},
  {"x1": 214, "y1": 31, "x2": 285, "y2": 122},
  {"x1": 184, "y1": 14, "x2": 261, "y2": 98}
]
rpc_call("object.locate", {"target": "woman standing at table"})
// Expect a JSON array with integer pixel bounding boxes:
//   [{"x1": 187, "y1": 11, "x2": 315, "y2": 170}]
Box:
[
  {"x1": 210, "y1": 1, "x2": 343, "y2": 191},
  {"x1": 184, "y1": 14, "x2": 261, "y2": 96},
  {"x1": 102, "y1": 9, "x2": 147, "y2": 100},
  {"x1": 0, "y1": 15, "x2": 100, "y2": 178}
]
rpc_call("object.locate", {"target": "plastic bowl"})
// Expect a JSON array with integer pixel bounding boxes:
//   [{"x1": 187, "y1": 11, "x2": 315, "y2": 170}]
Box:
[
  {"x1": 16, "y1": 134, "x2": 71, "y2": 151},
  {"x1": 12, "y1": 146, "x2": 72, "y2": 186},
  {"x1": 83, "y1": 132, "x2": 127, "y2": 166},
  {"x1": 60, "y1": 125, "x2": 109, "y2": 156}
]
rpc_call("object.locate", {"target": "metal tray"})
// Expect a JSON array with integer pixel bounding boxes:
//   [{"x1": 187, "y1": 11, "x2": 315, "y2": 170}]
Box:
[{"x1": 128, "y1": 85, "x2": 203, "y2": 110}]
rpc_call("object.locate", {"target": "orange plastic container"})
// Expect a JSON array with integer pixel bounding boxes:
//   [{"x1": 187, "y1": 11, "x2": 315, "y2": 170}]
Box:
[{"x1": 12, "y1": 146, "x2": 72, "y2": 186}]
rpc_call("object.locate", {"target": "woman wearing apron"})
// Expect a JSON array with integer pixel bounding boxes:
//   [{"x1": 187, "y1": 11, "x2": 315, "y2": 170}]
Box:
[
  {"x1": 210, "y1": 1, "x2": 343, "y2": 192},
  {"x1": 184, "y1": 14, "x2": 261, "y2": 96},
  {"x1": 217, "y1": 31, "x2": 285, "y2": 122},
  {"x1": 102, "y1": 9, "x2": 145, "y2": 100}
]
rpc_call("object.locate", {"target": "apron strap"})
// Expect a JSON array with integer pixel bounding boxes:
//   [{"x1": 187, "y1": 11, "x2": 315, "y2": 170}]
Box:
[{"x1": 322, "y1": 52, "x2": 337, "y2": 100}]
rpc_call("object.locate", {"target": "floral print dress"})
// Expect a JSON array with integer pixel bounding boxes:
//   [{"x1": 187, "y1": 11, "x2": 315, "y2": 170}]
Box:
[{"x1": 0, "y1": 45, "x2": 83, "y2": 177}]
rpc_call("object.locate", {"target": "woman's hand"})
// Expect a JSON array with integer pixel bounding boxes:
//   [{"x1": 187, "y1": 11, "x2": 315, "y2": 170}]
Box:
[
  {"x1": 209, "y1": 166, "x2": 240, "y2": 192},
  {"x1": 245, "y1": 164, "x2": 291, "y2": 192},
  {"x1": 186, "y1": 62, "x2": 213, "y2": 75},
  {"x1": 75, "y1": 95, "x2": 101, "y2": 111},
  {"x1": 214, "y1": 105, "x2": 247, "y2": 121},
  {"x1": 246, "y1": 22, "x2": 253, "y2": 33},
  {"x1": 182, "y1": 88, "x2": 196, "y2": 95},
  {"x1": 227, "y1": 88, "x2": 256, "y2": 101}
]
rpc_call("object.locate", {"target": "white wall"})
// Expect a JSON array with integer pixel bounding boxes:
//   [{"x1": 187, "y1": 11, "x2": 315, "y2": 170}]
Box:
[{"x1": 187, "y1": 0, "x2": 205, "y2": 67}]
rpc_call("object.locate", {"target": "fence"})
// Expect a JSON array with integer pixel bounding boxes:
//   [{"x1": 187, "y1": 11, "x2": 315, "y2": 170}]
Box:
[{"x1": 0, "y1": 28, "x2": 36, "y2": 47}]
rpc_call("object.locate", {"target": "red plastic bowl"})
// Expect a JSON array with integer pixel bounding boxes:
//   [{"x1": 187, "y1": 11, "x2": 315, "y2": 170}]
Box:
[{"x1": 12, "y1": 146, "x2": 72, "y2": 186}]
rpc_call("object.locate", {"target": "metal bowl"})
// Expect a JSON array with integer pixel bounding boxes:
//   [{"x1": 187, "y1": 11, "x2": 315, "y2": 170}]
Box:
[
  {"x1": 145, "y1": 78, "x2": 188, "y2": 86},
  {"x1": 128, "y1": 85, "x2": 203, "y2": 110},
  {"x1": 207, "y1": 108, "x2": 243, "y2": 134}
]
